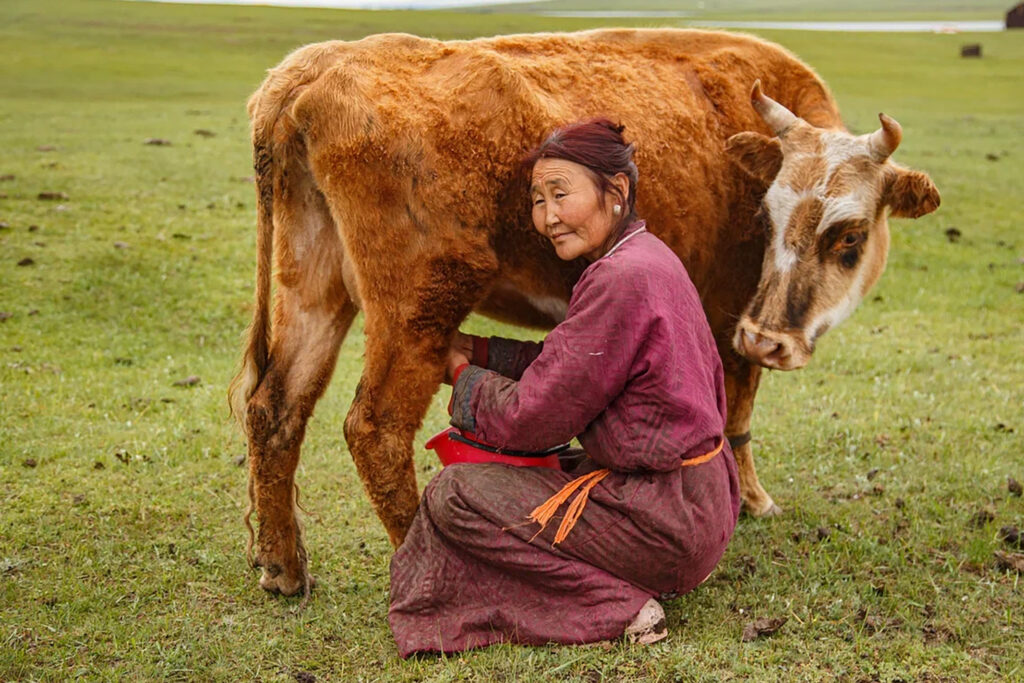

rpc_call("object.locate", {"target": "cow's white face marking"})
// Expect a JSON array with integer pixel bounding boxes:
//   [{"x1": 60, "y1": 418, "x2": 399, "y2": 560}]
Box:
[
  {"x1": 820, "y1": 131, "x2": 863, "y2": 172},
  {"x1": 764, "y1": 183, "x2": 803, "y2": 273},
  {"x1": 806, "y1": 264, "x2": 867, "y2": 342},
  {"x1": 818, "y1": 192, "x2": 868, "y2": 234}
]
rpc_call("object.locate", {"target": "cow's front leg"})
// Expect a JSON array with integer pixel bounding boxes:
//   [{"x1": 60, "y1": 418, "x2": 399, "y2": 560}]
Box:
[
  {"x1": 344, "y1": 255, "x2": 496, "y2": 546},
  {"x1": 342, "y1": 336, "x2": 435, "y2": 547},
  {"x1": 723, "y1": 351, "x2": 782, "y2": 517}
]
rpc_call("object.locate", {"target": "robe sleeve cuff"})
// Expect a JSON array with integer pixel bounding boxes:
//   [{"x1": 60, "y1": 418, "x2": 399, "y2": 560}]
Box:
[
  {"x1": 472, "y1": 336, "x2": 489, "y2": 367},
  {"x1": 487, "y1": 336, "x2": 542, "y2": 378},
  {"x1": 449, "y1": 365, "x2": 488, "y2": 433},
  {"x1": 451, "y1": 362, "x2": 469, "y2": 386}
]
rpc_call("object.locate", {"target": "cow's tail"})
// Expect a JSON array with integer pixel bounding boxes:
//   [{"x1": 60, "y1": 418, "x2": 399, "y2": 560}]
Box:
[
  {"x1": 227, "y1": 132, "x2": 275, "y2": 430},
  {"x1": 228, "y1": 66, "x2": 301, "y2": 430}
]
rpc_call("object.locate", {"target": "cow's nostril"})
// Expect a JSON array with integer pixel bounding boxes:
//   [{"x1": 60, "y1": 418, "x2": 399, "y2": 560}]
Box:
[{"x1": 744, "y1": 330, "x2": 779, "y2": 355}]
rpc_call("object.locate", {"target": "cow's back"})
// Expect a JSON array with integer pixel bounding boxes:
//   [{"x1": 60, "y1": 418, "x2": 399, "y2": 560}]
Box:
[{"x1": 261, "y1": 29, "x2": 842, "y2": 323}]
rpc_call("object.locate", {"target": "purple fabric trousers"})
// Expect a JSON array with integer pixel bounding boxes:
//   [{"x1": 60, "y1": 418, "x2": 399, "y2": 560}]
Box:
[{"x1": 388, "y1": 448, "x2": 738, "y2": 657}]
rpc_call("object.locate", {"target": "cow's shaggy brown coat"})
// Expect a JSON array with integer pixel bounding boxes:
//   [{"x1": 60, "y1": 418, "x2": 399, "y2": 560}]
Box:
[{"x1": 229, "y1": 28, "x2": 939, "y2": 596}]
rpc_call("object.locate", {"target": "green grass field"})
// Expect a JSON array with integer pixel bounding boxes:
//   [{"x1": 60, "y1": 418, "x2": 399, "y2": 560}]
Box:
[
  {"x1": 494, "y1": 0, "x2": 1008, "y2": 21},
  {"x1": 1, "y1": 0, "x2": 1022, "y2": 680}
]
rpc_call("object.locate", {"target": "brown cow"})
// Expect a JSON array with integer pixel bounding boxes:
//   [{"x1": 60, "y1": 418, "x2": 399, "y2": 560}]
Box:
[{"x1": 229, "y1": 29, "x2": 940, "y2": 596}]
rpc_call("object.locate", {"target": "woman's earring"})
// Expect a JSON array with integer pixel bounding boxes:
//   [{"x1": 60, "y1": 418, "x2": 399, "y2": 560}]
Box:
[{"x1": 613, "y1": 204, "x2": 622, "y2": 216}]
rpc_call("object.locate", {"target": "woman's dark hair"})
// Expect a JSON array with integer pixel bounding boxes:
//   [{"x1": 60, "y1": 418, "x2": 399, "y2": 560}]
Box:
[{"x1": 524, "y1": 118, "x2": 639, "y2": 229}]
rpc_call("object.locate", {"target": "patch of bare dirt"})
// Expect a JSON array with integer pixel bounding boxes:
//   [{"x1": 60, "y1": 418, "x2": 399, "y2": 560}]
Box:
[
  {"x1": 742, "y1": 617, "x2": 787, "y2": 642},
  {"x1": 993, "y1": 551, "x2": 1024, "y2": 572},
  {"x1": 923, "y1": 623, "x2": 955, "y2": 645},
  {"x1": 856, "y1": 608, "x2": 902, "y2": 635}
]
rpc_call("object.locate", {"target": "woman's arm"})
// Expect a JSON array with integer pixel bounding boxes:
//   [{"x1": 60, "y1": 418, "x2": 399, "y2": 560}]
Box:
[
  {"x1": 450, "y1": 264, "x2": 648, "y2": 453},
  {"x1": 450, "y1": 332, "x2": 543, "y2": 381},
  {"x1": 483, "y1": 336, "x2": 543, "y2": 380}
]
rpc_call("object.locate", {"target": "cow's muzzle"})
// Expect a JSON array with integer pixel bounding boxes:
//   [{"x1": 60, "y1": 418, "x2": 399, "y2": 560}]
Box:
[{"x1": 733, "y1": 319, "x2": 811, "y2": 370}]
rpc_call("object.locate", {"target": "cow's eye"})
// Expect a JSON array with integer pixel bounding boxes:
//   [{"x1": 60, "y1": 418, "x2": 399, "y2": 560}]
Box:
[{"x1": 838, "y1": 232, "x2": 864, "y2": 250}]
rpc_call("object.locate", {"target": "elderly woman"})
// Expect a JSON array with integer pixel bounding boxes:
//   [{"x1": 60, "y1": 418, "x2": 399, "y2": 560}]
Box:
[{"x1": 388, "y1": 119, "x2": 739, "y2": 656}]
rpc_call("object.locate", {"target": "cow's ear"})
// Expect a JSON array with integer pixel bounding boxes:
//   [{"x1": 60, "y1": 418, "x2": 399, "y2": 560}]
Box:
[
  {"x1": 726, "y1": 132, "x2": 783, "y2": 184},
  {"x1": 882, "y1": 164, "x2": 941, "y2": 218}
]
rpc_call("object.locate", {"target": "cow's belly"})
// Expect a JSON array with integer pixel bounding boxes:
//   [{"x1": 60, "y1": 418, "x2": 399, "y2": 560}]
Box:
[{"x1": 474, "y1": 281, "x2": 567, "y2": 330}]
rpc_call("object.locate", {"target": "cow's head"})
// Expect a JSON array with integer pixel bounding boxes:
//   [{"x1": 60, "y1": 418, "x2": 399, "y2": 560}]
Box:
[{"x1": 727, "y1": 81, "x2": 940, "y2": 370}]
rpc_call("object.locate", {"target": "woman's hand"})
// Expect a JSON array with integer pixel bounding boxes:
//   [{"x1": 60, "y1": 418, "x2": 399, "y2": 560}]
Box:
[
  {"x1": 450, "y1": 331, "x2": 474, "y2": 361},
  {"x1": 443, "y1": 331, "x2": 474, "y2": 385}
]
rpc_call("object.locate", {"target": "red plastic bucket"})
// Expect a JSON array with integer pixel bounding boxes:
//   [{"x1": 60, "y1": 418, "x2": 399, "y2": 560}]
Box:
[{"x1": 425, "y1": 427, "x2": 564, "y2": 469}]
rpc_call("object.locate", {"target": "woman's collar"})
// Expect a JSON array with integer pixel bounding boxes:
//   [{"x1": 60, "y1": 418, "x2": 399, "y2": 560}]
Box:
[{"x1": 601, "y1": 220, "x2": 647, "y2": 260}]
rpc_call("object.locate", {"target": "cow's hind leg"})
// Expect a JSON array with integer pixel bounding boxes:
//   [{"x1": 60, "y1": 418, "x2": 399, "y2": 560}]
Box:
[
  {"x1": 723, "y1": 352, "x2": 782, "y2": 517},
  {"x1": 243, "y1": 180, "x2": 357, "y2": 596},
  {"x1": 343, "y1": 253, "x2": 497, "y2": 547}
]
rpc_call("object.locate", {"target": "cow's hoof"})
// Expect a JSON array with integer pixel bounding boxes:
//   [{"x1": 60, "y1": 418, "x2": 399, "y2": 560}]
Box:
[
  {"x1": 256, "y1": 563, "x2": 313, "y2": 597},
  {"x1": 743, "y1": 498, "x2": 783, "y2": 518}
]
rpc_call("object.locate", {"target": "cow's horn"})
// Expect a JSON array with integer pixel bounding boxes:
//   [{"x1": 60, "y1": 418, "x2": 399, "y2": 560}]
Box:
[
  {"x1": 867, "y1": 113, "x2": 902, "y2": 162},
  {"x1": 750, "y1": 80, "x2": 798, "y2": 137}
]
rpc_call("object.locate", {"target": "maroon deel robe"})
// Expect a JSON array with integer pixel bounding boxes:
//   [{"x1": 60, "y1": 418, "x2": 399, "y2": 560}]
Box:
[{"x1": 389, "y1": 223, "x2": 740, "y2": 657}]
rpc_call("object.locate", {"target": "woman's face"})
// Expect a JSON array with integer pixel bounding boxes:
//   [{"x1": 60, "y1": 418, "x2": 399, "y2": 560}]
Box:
[{"x1": 530, "y1": 158, "x2": 626, "y2": 262}]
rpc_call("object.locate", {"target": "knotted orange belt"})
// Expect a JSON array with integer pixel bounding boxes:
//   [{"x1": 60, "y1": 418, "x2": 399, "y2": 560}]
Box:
[{"x1": 526, "y1": 437, "x2": 725, "y2": 545}]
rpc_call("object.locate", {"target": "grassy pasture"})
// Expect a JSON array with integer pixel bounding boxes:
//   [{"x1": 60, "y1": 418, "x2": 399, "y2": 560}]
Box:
[
  {"x1": 1, "y1": 0, "x2": 1022, "y2": 680},
  {"x1": 496, "y1": 0, "x2": 1009, "y2": 21}
]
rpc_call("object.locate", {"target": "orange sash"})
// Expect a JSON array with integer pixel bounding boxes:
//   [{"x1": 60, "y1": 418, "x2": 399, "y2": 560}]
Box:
[{"x1": 527, "y1": 437, "x2": 725, "y2": 545}]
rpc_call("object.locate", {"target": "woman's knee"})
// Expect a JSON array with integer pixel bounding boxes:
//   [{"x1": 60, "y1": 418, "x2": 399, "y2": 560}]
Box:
[{"x1": 423, "y1": 466, "x2": 484, "y2": 539}]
